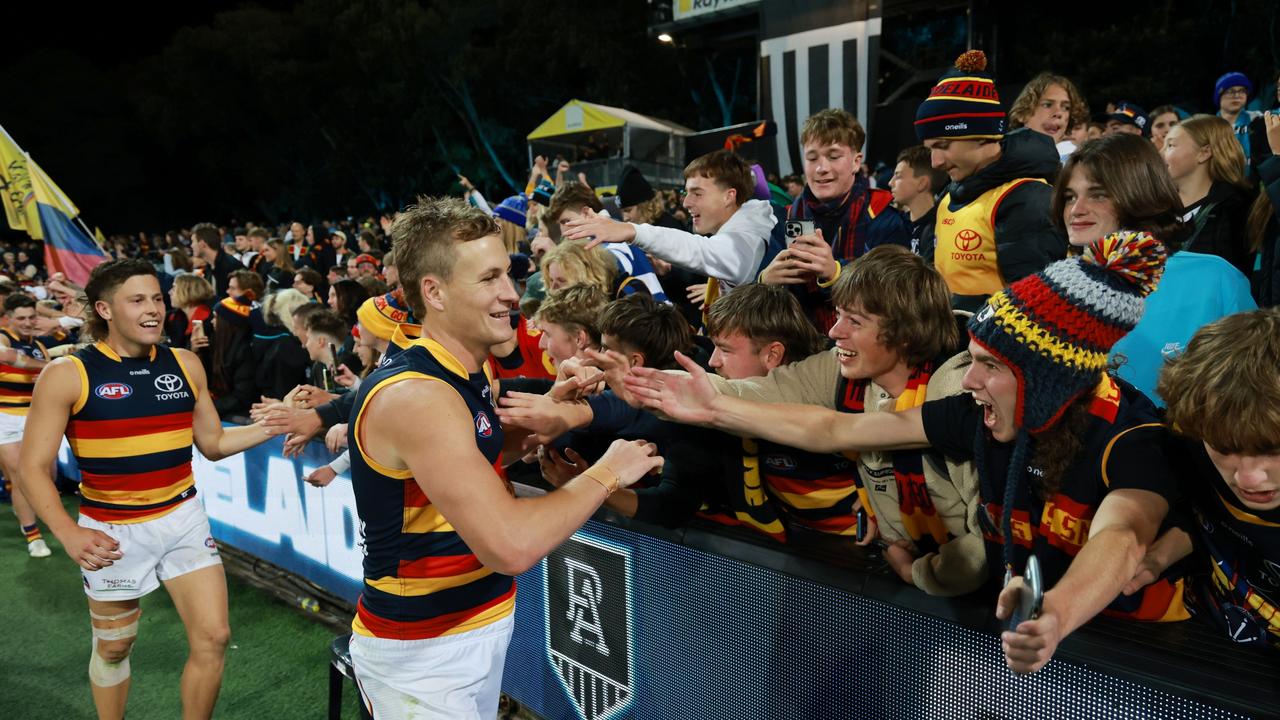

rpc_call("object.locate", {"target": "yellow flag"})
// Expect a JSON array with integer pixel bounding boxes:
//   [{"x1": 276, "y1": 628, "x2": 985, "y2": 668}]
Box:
[
  {"x1": 94, "y1": 226, "x2": 107, "y2": 248},
  {"x1": 0, "y1": 124, "x2": 80, "y2": 239}
]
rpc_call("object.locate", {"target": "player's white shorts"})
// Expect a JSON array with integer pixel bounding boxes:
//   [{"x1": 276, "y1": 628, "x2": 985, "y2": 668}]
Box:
[
  {"x1": 0, "y1": 412, "x2": 26, "y2": 445},
  {"x1": 350, "y1": 614, "x2": 514, "y2": 719},
  {"x1": 78, "y1": 498, "x2": 222, "y2": 601}
]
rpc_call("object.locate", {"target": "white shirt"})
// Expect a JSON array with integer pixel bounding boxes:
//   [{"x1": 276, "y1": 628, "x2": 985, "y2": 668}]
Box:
[{"x1": 630, "y1": 199, "x2": 776, "y2": 289}]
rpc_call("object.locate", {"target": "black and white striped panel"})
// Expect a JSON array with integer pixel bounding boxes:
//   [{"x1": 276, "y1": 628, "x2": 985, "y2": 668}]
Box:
[
  {"x1": 759, "y1": 18, "x2": 882, "y2": 175},
  {"x1": 552, "y1": 651, "x2": 630, "y2": 720}
]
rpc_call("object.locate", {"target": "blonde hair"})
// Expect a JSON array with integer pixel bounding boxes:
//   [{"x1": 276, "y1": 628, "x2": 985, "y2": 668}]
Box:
[
  {"x1": 497, "y1": 217, "x2": 525, "y2": 255},
  {"x1": 262, "y1": 288, "x2": 311, "y2": 328},
  {"x1": 390, "y1": 196, "x2": 500, "y2": 318},
  {"x1": 534, "y1": 284, "x2": 609, "y2": 347},
  {"x1": 628, "y1": 195, "x2": 667, "y2": 224},
  {"x1": 1176, "y1": 114, "x2": 1250, "y2": 190},
  {"x1": 172, "y1": 274, "x2": 215, "y2": 309},
  {"x1": 539, "y1": 240, "x2": 617, "y2": 295}
]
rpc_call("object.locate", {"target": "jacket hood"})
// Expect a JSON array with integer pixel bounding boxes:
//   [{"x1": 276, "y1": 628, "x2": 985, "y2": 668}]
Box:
[{"x1": 948, "y1": 128, "x2": 1061, "y2": 204}]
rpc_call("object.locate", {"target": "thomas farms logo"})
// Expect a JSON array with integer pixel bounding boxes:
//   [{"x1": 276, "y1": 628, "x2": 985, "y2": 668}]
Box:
[{"x1": 546, "y1": 533, "x2": 634, "y2": 720}]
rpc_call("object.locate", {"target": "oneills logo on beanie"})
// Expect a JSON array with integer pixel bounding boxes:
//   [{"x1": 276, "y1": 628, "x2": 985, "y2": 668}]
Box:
[{"x1": 915, "y1": 50, "x2": 1007, "y2": 142}]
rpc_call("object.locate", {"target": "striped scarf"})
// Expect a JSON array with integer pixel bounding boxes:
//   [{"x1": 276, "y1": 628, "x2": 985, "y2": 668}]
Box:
[{"x1": 837, "y1": 362, "x2": 952, "y2": 552}]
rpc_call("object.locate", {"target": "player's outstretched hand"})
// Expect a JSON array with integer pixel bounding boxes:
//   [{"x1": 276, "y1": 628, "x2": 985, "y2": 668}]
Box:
[
  {"x1": 60, "y1": 526, "x2": 123, "y2": 571},
  {"x1": 263, "y1": 405, "x2": 323, "y2": 443},
  {"x1": 597, "y1": 439, "x2": 663, "y2": 490},
  {"x1": 623, "y1": 351, "x2": 719, "y2": 423}
]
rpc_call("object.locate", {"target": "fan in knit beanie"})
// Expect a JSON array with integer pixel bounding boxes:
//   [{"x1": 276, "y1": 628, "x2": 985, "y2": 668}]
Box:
[
  {"x1": 915, "y1": 49, "x2": 1007, "y2": 142},
  {"x1": 966, "y1": 230, "x2": 1167, "y2": 572},
  {"x1": 356, "y1": 290, "x2": 419, "y2": 342}
]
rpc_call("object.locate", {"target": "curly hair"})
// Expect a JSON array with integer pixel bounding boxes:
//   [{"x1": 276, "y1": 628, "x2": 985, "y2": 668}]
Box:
[{"x1": 1008, "y1": 72, "x2": 1089, "y2": 133}]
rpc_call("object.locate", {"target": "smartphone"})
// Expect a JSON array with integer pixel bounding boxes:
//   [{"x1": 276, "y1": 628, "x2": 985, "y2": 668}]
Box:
[
  {"x1": 317, "y1": 365, "x2": 335, "y2": 392},
  {"x1": 784, "y1": 220, "x2": 815, "y2": 247},
  {"x1": 1006, "y1": 554, "x2": 1044, "y2": 630},
  {"x1": 855, "y1": 507, "x2": 868, "y2": 543}
]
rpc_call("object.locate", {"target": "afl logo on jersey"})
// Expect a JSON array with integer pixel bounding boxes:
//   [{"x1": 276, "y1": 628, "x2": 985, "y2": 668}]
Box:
[
  {"x1": 474, "y1": 411, "x2": 493, "y2": 437},
  {"x1": 95, "y1": 383, "x2": 133, "y2": 400}
]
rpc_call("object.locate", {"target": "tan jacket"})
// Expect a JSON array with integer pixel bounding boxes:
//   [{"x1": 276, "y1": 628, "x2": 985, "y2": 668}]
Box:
[{"x1": 709, "y1": 349, "x2": 987, "y2": 596}]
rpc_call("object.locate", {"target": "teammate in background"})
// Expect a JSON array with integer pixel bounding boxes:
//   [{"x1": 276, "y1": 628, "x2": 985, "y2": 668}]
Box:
[
  {"x1": 1127, "y1": 308, "x2": 1280, "y2": 651},
  {"x1": 17, "y1": 259, "x2": 277, "y2": 720},
  {"x1": 347, "y1": 197, "x2": 661, "y2": 717},
  {"x1": 628, "y1": 232, "x2": 1186, "y2": 673},
  {"x1": 0, "y1": 294, "x2": 52, "y2": 557}
]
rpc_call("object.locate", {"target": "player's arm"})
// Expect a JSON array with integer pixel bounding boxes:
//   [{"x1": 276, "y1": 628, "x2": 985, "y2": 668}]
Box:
[
  {"x1": 179, "y1": 349, "x2": 276, "y2": 460},
  {"x1": 365, "y1": 379, "x2": 661, "y2": 576},
  {"x1": 18, "y1": 359, "x2": 123, "y2": 569},
  {"x1": 997, "y1": 488, "x2": 1168, "y2": 673},
  {"x1": 0, "y1": 334, "x2": 49, "y2": 370},
  {"x1": 625, "y1": 352, "x2": 928, "y2": 452}
]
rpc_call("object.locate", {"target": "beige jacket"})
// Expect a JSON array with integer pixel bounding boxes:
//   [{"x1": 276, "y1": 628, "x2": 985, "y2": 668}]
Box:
[{"x1": 709, "y1": 349, "x2": 987, "y2": 596}]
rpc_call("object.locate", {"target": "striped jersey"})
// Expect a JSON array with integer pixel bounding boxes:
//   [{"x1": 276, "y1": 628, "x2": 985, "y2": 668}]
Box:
[
  {"x1": 757, "y1": 441, "x2": 859, "y2": 535},
  {"x1": 67, "y1": 343, "x2": 198, "y2": 524},
  {"x1": 349, "y1": 337, "x2": 515, "y2": 640},
  {"x1": 1172, "y1": 436, "x2": 1280, "y2": 649},
  {"x1": 0, "y1": 329, "x2": 47, "y2": 416}
]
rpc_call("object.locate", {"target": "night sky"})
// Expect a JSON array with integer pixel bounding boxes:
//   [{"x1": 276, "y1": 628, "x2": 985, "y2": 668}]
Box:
[{"x1": 3, "y1": 1, "x2": 1277, "y2": 237}]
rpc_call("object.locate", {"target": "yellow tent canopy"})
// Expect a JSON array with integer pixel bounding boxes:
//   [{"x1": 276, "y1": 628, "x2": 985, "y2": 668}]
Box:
[{"x1": 527, "y1": 100, "x2": 693, "y2": 141}]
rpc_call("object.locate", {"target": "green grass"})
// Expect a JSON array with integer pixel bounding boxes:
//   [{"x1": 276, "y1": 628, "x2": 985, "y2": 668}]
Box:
[{"x1": 0, "y1": 495, "x2": 364, "y2": 719}]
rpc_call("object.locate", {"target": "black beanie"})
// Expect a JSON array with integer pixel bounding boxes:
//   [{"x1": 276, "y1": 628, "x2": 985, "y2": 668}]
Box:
[{"x1": 617, "y1": 166, "x2": 655, "y2": 208}]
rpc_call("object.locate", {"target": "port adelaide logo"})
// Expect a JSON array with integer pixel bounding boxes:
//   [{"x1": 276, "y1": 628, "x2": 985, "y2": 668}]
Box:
[{"x1": 545, "y1": 532, "x2": 634, "y2": 720}]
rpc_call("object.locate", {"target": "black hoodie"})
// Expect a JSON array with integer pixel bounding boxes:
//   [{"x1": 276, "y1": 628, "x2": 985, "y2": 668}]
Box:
[
  {"x1": 1182, "y1": 180, "x2": 1255, "y2": 277},
  {"x1": 943, "y1": 129, "x2": 1067, "y2": 311}
]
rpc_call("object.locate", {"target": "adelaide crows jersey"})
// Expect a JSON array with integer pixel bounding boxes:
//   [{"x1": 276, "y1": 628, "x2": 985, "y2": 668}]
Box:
[
  {"x1": 348, "y1": 337, "x2": 515, "y2": 640},
  {"x1": 67, "y1": 343, "x2": 198, "y2": 524}
]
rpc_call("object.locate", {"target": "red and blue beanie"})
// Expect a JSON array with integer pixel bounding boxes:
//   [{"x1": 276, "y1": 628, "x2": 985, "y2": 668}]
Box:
[
  {"x1": 915, "y1": 50, "x2": 1006, "y2": 142},
  {"x1": 967, "y1": 231, "x2": 1167, "y2": 434}
]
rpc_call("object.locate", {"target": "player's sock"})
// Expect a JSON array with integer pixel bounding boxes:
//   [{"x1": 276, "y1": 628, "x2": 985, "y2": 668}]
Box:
[{"x1": 22, "y1": 523, "x2": 41, "y2": 544}]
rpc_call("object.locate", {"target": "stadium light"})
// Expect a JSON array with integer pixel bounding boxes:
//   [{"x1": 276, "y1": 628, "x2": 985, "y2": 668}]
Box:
[{"x1": 657, "y1": 32, "x2": 674, "y2": 43}]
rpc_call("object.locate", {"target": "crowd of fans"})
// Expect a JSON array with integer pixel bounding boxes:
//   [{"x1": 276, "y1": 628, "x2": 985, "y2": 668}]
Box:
[{"x1": 7, "y1": 51, "x2": 1279, "y2": 674}]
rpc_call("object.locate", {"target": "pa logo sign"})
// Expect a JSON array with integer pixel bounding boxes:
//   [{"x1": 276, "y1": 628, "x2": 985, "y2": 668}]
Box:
[{"x1": 545, "y1": 532, "x2": 634, "y2": 720}]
